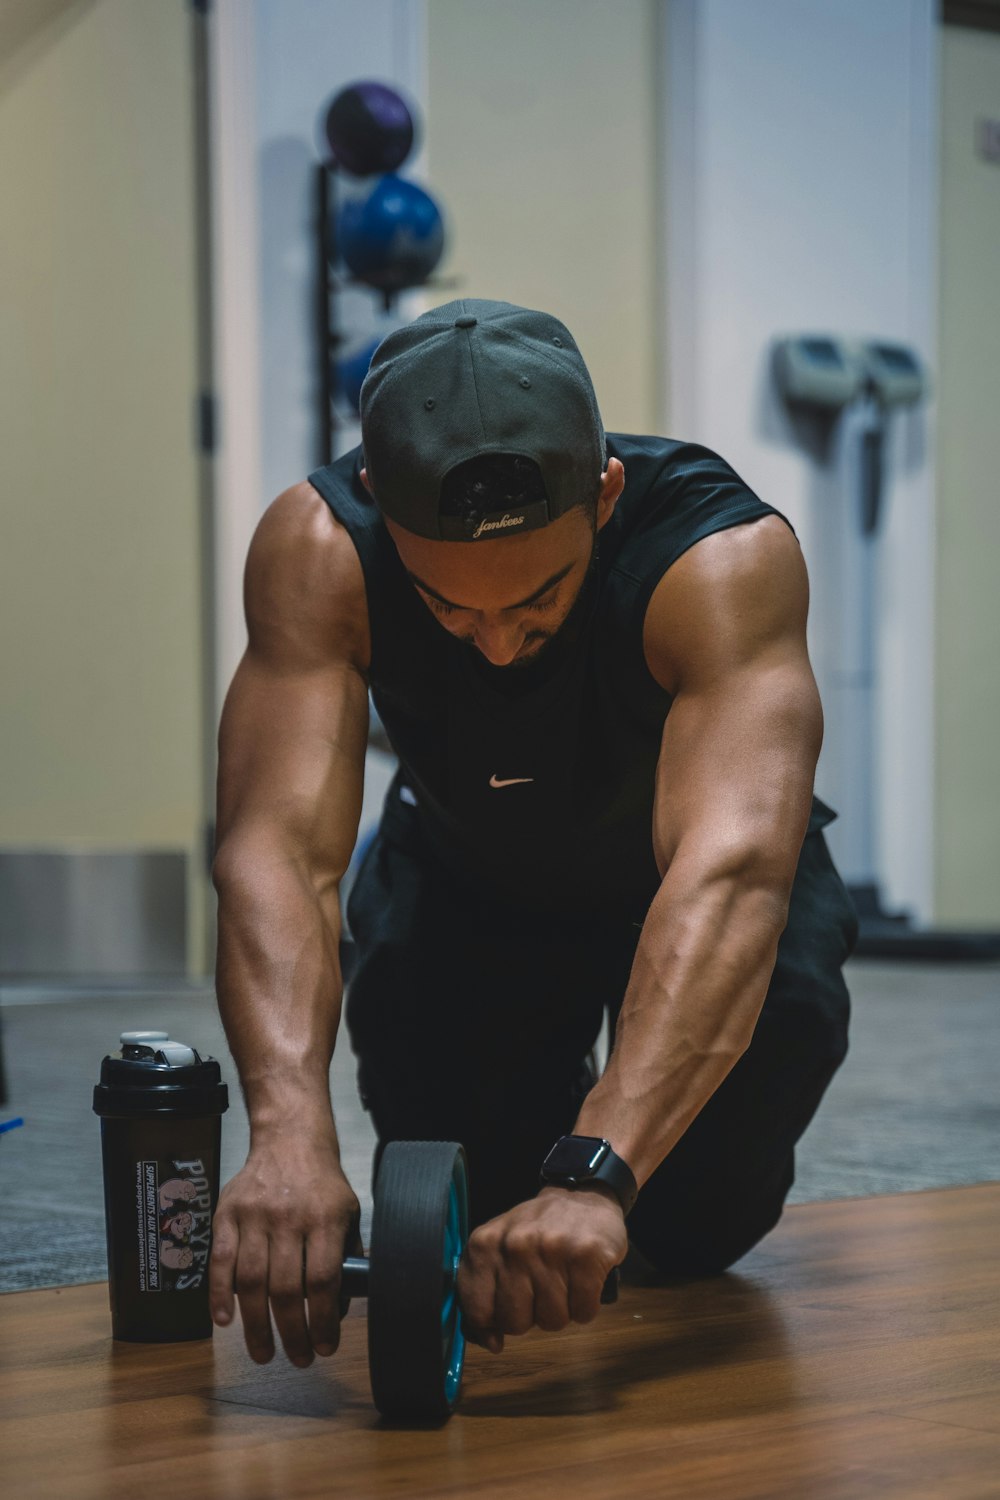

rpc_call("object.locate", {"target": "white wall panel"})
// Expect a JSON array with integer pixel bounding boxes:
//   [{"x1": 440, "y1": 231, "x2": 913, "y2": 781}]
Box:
[{"x1": 662, "y1": 0, "x2": 938, "y2": 919}]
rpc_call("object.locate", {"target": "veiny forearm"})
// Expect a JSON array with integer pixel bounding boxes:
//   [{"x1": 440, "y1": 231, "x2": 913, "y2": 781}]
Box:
[
  {"x1": 573, "y1": 865, "x2": 787, "y2": 1189},
  {"x1": 214, "y1": 849, "x2": 346, "y2": 1152}
]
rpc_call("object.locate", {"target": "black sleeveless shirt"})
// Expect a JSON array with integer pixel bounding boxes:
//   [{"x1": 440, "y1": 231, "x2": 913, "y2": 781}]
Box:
[{"x1": 308, "y1": 432, "x2": 835, "y2": 923}]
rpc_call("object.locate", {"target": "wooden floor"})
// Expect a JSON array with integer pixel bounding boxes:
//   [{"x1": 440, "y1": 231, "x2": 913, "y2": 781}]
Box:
[{"x1": 1, "y1": 1184, "x2": 998, "y2": 1500}]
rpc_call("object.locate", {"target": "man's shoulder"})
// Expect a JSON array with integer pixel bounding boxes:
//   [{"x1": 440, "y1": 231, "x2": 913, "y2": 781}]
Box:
[
  {"x1": 607, "y1": 431, "x2": 791, "y2": 550},
  {"x1": 642, "y1": 515, "x2": 806, "y2": 695},
  {"x1": 244, "y1": 481, "x2": 371, "y2": 670},
  {"x1": 255, "y1": 480, "x2": 356, "y2": 565},
  {"x1": 306, "y1": 444, "x2": 376, "y2": 522},
  {"x1": 608, "y1": 432, "x2": 750, "y2": 496}
]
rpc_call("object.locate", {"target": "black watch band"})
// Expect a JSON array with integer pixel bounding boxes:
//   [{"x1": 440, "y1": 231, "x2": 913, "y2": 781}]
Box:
[{"x1": 539, "y1": 1134, "x2": 638, "y2": 1217}]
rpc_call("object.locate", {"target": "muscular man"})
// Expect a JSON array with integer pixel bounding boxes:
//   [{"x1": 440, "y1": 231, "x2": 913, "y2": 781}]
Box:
[{"x1": 208, "y1": 298, "x2": 858, "y2": 1367}]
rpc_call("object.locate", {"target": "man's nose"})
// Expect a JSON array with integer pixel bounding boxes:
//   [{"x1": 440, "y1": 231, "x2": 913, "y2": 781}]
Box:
[{"x1": 473, "y1": 617, "x2": 524, "y2": 666}]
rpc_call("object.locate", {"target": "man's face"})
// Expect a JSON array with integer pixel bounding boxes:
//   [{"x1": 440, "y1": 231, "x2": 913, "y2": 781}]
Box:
[
  {"x1": 385, "y1": 506, "x2": 597, "y2": 668},
  {"x1": 363, "y1": 459, "x2": 625, "y2": 669}
]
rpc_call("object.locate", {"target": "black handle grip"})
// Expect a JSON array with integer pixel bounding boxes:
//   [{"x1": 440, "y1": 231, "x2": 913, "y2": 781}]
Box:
[{"x1": 600, "y1": 1264, "x2": 620, "y2": 1304}]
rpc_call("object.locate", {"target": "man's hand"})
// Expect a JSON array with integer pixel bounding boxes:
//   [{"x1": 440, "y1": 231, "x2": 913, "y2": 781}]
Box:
[
  {"x1": 456, "y1": 1184, "x2": 628, "y2": 1354},
  {"x1": 209, "y1": 1130, "x2": 362, "y2": 1367}
]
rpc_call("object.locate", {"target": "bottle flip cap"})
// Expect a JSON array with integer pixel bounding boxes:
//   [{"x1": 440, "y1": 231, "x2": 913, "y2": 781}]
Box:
[{"x1": 118, "y1": 1032, "x2": 198, "y2": 1067}]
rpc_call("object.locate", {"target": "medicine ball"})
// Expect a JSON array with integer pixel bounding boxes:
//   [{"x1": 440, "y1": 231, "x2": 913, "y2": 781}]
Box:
[
  {"x1": 336, "y1": 175, "x2": 445, "y2": 293},
  {"x1": 323, "y1": 81, "x2": 415, "y2": 177}
]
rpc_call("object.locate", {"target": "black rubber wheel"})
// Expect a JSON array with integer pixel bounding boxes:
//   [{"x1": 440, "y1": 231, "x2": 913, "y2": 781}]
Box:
[{"x1": 368, "y1": 1139, "x2": 469, "y2": 1421}]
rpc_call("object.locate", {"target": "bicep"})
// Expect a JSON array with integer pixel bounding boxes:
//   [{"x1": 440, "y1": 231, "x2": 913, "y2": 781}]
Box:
[
  {"x1": 213, "y1": 486, "x2": 371, "y2": 896},
  {"x1": 645, "y1": 518, "x2": 823, "y2": 896},
  {"x1": 215, "y1": 652, "x2": 369, "y2": 893}
]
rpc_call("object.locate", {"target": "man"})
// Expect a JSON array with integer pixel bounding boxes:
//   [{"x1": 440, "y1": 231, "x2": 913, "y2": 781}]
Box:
[{"x1": 208, "y1": 298, "x2": 858, "y2": 1367}]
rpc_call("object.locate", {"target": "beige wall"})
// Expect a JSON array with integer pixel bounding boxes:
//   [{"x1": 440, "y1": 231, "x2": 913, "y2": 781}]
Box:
[
  {"x1": 0, "y1": 0, "x2": 209, "y2": 968},
  {"x1": 424, "y1": 0, "x2": 662, "y2": 435},
  {"x1": 935, "y1": 23, "x2": 1000, "y2": 924}
]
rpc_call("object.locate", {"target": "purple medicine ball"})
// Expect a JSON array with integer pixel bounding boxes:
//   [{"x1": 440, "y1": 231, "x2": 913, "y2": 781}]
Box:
[{"x1": 323, "y1": 80, "x2": 415, "y2": 177}]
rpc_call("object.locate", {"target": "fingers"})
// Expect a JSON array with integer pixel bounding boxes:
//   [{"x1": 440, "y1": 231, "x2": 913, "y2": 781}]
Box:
[
  {"x1": 457, "y1": 1234, "x2": 495, "y2": 1332},
  {"x1": 494, "y1": 1263, "x2": 536, "y2": 1337},
  {"x1": 234, "y1": 1228, "x2": 274, "y2": 1364},
  {"x1": 304, "y1": 1224, "x2": 345, "y2": 1356},
  {"x1": 212, "y1": 1207, "x2": 363, "y2": 1365},
  {"x1": 212, "y1": 1219, "x2": 351, "y2": 1366},
  {"x1": 459, "y1": 1214, "x2": 619, "y2": 1349},
  {"x1": 566, "y1": 1257, "x2": 606, "y2": 1326},
  {"x1": 457, "y1": 1242, "x2": 500, "y2": 1350},
  {"x1": 209, "y1": 1210, "x2": 237, "y2": 1328},
  {"x1": 267, "y1": 1234, "x2": 314, "y2": 1367},
  {"x1": 532, "y1": 1257, "x2": 573, "y2": 1333}
]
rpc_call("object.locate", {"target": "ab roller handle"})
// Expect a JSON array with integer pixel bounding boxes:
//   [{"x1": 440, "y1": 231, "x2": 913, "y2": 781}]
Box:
[{"x1": 340, "y1": 1247, "x2": 619, "y2": 1308}]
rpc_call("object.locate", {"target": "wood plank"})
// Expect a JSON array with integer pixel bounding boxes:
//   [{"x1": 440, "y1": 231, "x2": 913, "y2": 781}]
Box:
[{"x1": 1, "y1": 1184, "x2": 998, "y2": 1499}]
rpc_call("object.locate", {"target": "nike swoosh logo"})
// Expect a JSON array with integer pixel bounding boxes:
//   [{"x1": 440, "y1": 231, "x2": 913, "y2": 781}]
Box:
[{"x1": 489, "y1": 774, "x2": 535, "y2": 788}]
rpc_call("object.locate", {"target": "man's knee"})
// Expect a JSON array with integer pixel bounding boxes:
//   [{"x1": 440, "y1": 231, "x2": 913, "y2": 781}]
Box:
[
  {"x1": 628, "y1": 1210, "x2": 783, "y2": 1278},
  {"x1": 626, "y1": 1156, "x2": 795, "y2": 1277}
]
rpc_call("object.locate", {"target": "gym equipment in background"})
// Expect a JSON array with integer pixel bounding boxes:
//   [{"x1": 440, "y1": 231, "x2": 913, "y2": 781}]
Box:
[
  {"x1": 336, "y1": 174, "x2": 445, "y2": 296},
  {"x1": 773, "y1": 335, "x2": 1000, "y2": 960},
  {"x1": 323, "y1": 80, "x2": 415, "y2": 178},
  {"x1": 335, "y1": 335, "x2": 383, "y2": 417},
  {"x1": 316, "y1": 79, "x2": 459, "y2": 465}
]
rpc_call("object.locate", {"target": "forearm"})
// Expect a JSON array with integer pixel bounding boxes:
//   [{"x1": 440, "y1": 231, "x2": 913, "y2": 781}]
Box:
[
  {"x1": 573, "y1": 866, "x2": 787, "y2": 1190},
  {"x1": 214, "y1": 850, "x2": 346, "y2": 1153}
]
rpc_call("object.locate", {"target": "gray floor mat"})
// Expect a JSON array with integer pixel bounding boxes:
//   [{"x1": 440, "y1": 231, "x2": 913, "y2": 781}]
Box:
[{"x1": 1, "y1": 957, "x2": 998, "y2": 1291}]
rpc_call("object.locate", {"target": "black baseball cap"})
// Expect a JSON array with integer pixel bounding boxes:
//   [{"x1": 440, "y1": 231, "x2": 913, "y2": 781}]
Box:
[{"x1": 359, "y1": 298, "x2": 607, "y2": 541}]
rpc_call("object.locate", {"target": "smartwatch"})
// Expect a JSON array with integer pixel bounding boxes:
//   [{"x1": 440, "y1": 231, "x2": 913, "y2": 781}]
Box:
[{"x1": 539, "y1": 1134, "x2": 638, "y2": 1216}]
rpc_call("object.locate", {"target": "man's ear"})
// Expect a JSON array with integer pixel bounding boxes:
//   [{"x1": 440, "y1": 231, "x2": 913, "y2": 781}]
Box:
[
  {"x1": 596, "y1": 457, "x2": 625, "y2": 532},
  {"x1": 359, "y1": 466, "x2": 374, "y2": 496}
]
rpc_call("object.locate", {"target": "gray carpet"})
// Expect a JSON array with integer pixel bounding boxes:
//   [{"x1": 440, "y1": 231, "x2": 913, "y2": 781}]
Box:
[{"x1": 1, "y1": 957, "x2": 998, "y2": 1292}]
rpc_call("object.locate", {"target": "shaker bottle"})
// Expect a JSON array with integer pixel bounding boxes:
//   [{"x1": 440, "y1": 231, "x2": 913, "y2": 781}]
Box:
[{"x1": 93, "y1": 1030, "x2": 229, "y2": 1341}]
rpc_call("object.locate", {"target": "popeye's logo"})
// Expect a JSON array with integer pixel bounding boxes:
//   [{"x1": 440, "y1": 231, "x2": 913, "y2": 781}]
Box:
[
  {"x1": 159, "y1": 1158, "x2": 212, "y2": 1289},
  {"x1": 472, "y1": 512, "x2": 525, "y2": 539}
]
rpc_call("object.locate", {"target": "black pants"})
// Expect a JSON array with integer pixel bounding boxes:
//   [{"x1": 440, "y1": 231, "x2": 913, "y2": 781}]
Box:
[{"x1": 344, "y1": 814, "x2": 858, "y2": 1275}]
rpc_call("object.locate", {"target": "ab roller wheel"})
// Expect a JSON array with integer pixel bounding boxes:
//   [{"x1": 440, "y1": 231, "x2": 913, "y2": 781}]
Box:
[
  {"x1": 339, "y1": 1138, "x2": 619, "y2": 1419},
  {"x1": 340, "y1": 1139, "x2": 469, "y2": 1420},
  {"x1": 369, "y1": 1139, "x2": 468, "y2": 1420}
]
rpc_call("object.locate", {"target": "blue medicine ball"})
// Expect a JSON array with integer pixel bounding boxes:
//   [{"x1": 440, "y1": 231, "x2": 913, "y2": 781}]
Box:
[{"x1": 336, "y1": 174, "x2": 445, "y2": 293}]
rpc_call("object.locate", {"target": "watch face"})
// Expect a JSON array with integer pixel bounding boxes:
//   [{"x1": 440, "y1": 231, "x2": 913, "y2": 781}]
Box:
[{"x1": 543, "y1": 1135, "x2": 609, "y2": 1177}]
